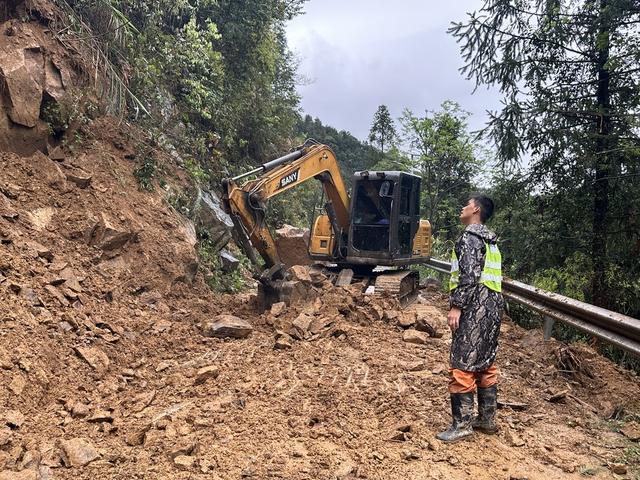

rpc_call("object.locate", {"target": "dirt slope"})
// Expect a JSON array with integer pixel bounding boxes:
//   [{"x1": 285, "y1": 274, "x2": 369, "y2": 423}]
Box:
[
  {"x1": 1, "y1": 6, "x2": 640, "y2": 480},
  {"x1": 0, "y1": 118, "x2": 639, "y2": 480}
]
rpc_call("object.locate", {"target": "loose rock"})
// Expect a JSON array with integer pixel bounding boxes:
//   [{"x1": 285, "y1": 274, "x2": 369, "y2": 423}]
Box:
[
  {"x1": 219, "y1": 249, "x2": 239, "y2": 272},
  {"x1": 335, "y1": 269, "x2": 354, "y2": 287},
  {"x1": 274, "y1": 332, "x2": 293, "y2": 350},
  {"x1": 87, "y1": 410, "x2": 114, "y2": 423},
  {"x1": 290, "y1": 313, "x2": 313, "y2": 340},
  {"x1": 86, "y1": 213, "x2": 137, "y2": 252},
  {"x1": 270, "y1": 302, "x2": 286, "y2": 317},
  {"x1": 4, "y1": 410, "x2": 24, "y2": 429},
  {"x1": 610, "y1": 463, "x2": 627, "y2": 475},
  {"x1": 66, "y1": 172, "x2": 92, "y2": 189},
  {"x1": 398, "y1": 312, "x2": 417, "y2": 328},
  {"x1": 194, "y1": 365, "x2": 219, "y2": 385},
  {"x1": 202, "y1": 315, "x2": 253, "y2": 339},
  {"x1": 402, "y1": 329, "x2": 429, "y2": 345},
  {"x1": 174, "y1": 455, "x2": 196, "y2": 470},
  {"x1": 75, "y1": 346, "x2": 110, "y2": 374},
  {"x1": 45, "y1": 285, "x2": 69, "y2": 306},
  {"x1": 125, "y1": 424, "x2": 151, "y2": 446},
  {"x1": 505, "y1": 429, "x2": 526, "y2": 447},
  {"x1": 191, "y1": 188, "x2": 233, "y2": 252},
  {"x1": 274, "y1": 224, "x2": 310, "y2": 268},
  {"x1": 9, "y1": 374, "x2": 26, "y2": 395},
  {"x1": 59, "y1": 438, "x2": 100, "y2": 467},
  {"x1": 620, "y1": 421, "x2": 640, "y2": 441},
  {"x1": 288, "y1": 265, "x2": 312, "y2": 283}
]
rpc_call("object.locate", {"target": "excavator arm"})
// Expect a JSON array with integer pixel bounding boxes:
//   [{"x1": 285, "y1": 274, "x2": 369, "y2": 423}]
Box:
[{"x1": 222, "y1": 142, "x2": 350, "y2": 281}]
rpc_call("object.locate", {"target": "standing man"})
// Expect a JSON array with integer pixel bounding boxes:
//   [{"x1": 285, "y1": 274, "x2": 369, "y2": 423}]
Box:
[{"x1": 436, "y1": 194, "x2": 504, "y2": 443}]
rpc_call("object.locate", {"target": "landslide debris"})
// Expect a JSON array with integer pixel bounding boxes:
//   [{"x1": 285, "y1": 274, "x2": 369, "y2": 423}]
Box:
[{"x1": 1, "y1": 3, "x2": 640, "y2": 480}]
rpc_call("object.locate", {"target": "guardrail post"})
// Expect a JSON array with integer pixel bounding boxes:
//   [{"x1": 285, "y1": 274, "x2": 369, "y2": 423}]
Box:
[{"x1": 543, "y1": 316, "x2": 555, "y2": 340}]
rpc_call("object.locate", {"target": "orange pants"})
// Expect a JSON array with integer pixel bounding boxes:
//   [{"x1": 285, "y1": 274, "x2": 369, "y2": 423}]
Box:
[{"x1": 448, "y1": 364, "x2": 499, "y2": 393}]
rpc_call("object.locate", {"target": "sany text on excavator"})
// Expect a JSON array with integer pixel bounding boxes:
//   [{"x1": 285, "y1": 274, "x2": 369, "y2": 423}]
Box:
[{"x1": 221, "y1": 140, "x2": 432, "y2": 307}]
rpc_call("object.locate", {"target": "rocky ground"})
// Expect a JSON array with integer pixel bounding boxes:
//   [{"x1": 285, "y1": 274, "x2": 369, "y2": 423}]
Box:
[
  {"x1": 0, "y1": 120, "x2": 640, "y2": 480},
  {"x1": 2, "y1": 5, "x2": 640, "y2": 479}
]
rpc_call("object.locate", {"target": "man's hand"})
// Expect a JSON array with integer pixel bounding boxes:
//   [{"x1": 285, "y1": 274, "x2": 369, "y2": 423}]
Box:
[{"x1": 448, "y1": 307, "x2": 462, "y2": 333}]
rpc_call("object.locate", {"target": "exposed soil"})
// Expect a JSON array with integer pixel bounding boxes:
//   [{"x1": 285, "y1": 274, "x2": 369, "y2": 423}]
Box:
[{"x1": 1, "y1": 6, "x2": 640, "y2": 480}]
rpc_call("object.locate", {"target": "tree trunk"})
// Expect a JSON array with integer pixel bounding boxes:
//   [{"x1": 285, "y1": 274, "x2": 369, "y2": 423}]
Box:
[{"x1": 592, "y1": 0, "x2": 611, "y2": 307}]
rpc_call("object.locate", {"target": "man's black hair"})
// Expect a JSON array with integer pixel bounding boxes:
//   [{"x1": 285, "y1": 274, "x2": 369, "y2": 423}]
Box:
[{"x1": 470, "y1": 193, "x2": 495, "y2": 223}]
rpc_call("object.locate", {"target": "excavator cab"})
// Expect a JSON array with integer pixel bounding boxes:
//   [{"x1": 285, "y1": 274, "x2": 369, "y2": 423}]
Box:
[
  {"x1": 347, "y1": 171, "x2": 422, "y2": 264},
  {"x1": 308, "y1": 170, "x2": 428, "y2": 268}
]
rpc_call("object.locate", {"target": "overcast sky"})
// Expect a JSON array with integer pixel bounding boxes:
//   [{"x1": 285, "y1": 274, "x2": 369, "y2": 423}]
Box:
[{"x1": 286, "y1": 0, "x2": 503, "y2": 142}]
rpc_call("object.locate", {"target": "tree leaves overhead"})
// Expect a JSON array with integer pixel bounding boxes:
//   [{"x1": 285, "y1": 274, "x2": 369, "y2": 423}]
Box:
[
  {"x1": 64, "y1": 0, "x2": 306, "y2": 173},
  {"x1": 451, "y1": 0, "x2": 640, "y2": 311},
  {"x1": 397, "y1": 101, "x2": 482, "y2": 239}
]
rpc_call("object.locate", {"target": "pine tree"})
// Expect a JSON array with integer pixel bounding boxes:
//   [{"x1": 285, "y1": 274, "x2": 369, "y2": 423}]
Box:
[
  {"x1": 368, "y1": 105, "x2": 396, "y2": 153},
  {"x1": 450, "y1": 0, "x2": 640, "y2": 308}
]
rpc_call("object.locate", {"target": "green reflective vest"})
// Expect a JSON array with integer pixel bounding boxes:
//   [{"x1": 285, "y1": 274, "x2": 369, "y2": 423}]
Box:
[{"x1": 449, "y1": 242, "x2": 502, "y2": 293}]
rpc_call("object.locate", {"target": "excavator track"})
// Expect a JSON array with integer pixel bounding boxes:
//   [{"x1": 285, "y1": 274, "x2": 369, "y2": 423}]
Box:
[{"x1": 373, "y1": 270, "x2": 419, "y2": 308}]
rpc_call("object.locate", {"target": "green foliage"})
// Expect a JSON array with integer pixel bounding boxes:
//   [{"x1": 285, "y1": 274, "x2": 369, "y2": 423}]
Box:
[
  {"x1": 267, "y1": 181, "x2": 322, "y2": 229},
  {"x1": 368, "y1": 104, "x2": 397, "y2": 154},
  {"x1": 579, "y1": 466, "x2": 598, "y2": 476},
  {"x1": 601, "y1": 344, "x2": 640, "y2": 372},
  {"x1": 134, "y1": 156, "x2": 157, "y2": 191},
  {"x1": 183, "y1": 158, "x2": 210, "y2": 185},
  {"x1": 532, "y1": 252, "x2": 592, "y2": 302},
  {"x1": 63, "y1": 0, "x2": 306, "y2": 190},
  {"x1": 296, "y1": 114, "x2": 380, "y2": 183},
  {"x1": 40, "y1": 98, "x2": 70, "y2": 138},
  {"x1": 617, "y1": 444, "x2": 640, "y2": 467},
  {"x1": 197, "y1": 238, "x2": 248, "y2": 294},
  {"x1": 397, "y1": 101, "x2": 484, "y2": 239},
  {"x1": 166, "y1": 187, "x2": 193, "y2": 217},
  {"x1": 450, "y1": 0, "x2": 640, "y2": 310}
]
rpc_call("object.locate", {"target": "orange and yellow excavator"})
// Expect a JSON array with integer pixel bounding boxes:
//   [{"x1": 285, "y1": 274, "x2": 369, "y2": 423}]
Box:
[{"x1": 221, "y1": 140, "x2": 432, "y2": 306}]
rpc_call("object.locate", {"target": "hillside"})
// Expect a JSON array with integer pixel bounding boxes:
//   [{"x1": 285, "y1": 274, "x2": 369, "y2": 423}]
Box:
[{"x1": 1, "y1": 3, "x2": 640, "y2": 480}]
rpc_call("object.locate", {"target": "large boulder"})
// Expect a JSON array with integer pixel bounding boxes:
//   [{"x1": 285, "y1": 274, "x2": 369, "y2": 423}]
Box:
[
  {"x1": 85, "y1": 213, "x2": 138, "y2": 253},
  {"x1": 275, "y1": 224, "x2": 311, "y2": 268},
  {"x1": 0, "y1": 20, "x2": 74, "y2": 155},
  {"x1": 191, "y1": 188, "x2": 233, "y2": 252}
]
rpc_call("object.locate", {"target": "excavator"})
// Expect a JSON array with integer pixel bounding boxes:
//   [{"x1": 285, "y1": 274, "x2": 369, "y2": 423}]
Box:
[{"x1": 221, "y1": 140, "x2": 432, "y2": 307}]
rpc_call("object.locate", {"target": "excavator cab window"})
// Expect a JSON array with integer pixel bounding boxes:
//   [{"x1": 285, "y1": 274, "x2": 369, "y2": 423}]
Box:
[
  {"x1": 398, "y1": 176, "x2": 415, "y2": 254},
  {"x1": 349, "y1": 172, "x2": 421, "y2": 260},
  {"x1": 351, "y1": 179, "x2": 393, "y2": 251},
  {"x1": 353, "y1": 181, "x2": 392, "y2": 225}
]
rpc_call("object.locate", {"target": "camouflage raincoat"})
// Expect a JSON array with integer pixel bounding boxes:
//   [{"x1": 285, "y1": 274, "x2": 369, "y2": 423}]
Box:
[{"x1": 449, "y1": 224, "x2": 504, "y2": 372}]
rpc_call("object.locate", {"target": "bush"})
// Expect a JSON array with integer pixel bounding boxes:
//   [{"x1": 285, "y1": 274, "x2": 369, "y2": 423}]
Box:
[{"x1": 197, "y1": 238, "x2": 249, "y2": 294}]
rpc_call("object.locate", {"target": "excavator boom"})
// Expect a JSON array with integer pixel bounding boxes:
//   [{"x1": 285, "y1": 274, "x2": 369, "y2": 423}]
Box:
[{"x1": 222, "y1": 142, "x2": 350, "y2": 279}]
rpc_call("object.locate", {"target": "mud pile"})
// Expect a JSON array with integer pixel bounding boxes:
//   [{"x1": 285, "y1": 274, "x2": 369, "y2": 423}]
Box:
[
  {"x1": 1, "y1": 119, "x2": 639, "y2": 480},
  {"x1": 1, "y1": 4, "x2": 640, "y2": 480}
]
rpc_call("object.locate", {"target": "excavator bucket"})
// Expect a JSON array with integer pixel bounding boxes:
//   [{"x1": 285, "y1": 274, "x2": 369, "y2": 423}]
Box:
[{"x1": 373, "y1": 270, "x2": 420, "y2": 308}]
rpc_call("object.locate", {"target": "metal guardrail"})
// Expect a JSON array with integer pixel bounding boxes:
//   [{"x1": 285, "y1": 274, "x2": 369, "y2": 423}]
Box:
[{"x1": 424, "y1": 258, "x2": 640, "y2": 357}]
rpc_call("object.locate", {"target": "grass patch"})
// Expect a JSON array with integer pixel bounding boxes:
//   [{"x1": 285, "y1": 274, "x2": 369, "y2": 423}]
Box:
[
  {"x1": 134, "y1": 156, "x2": 158, "y2": 191},
  {"x1": 579, "y1": 466, "x2": 598, "y2": 476}
]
